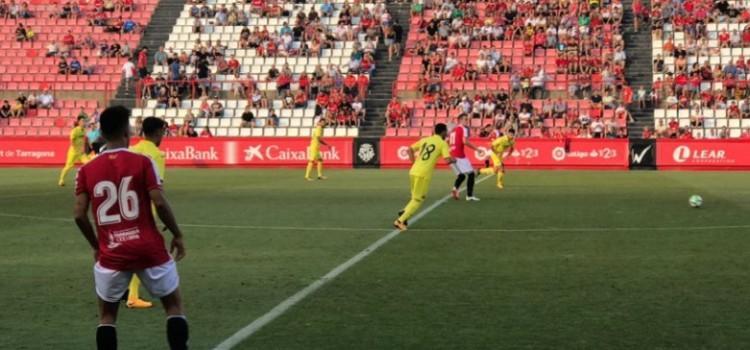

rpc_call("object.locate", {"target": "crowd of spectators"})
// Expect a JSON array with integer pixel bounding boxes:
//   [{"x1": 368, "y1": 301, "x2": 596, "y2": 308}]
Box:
[
  {"x1": 137, "y1": 0, "x2": 394, "y2": 129},
  {"x1": 393, "y1": 0, "x2": 631, "y2": 138},
  {"x1": 0, "y1": 89, "x2": 57, "y2": 118}
]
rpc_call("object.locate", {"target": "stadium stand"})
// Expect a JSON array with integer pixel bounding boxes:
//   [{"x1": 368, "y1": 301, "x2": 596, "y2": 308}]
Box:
[
  {"x1": 390, "y1": 0, "x2": 634, "y2": 139},
  {"x1": 131, "y1": 0, "x2": 390, "y2": 137},
  {"x1": 651, "y1": 0, "x2": 750, "y2": 138},
  {"x1": 0, "y1": 0, "x2": 155, "y2": 93},
  {"x1": 0, "y1": 95, "x2": 99, "y2": 136}
]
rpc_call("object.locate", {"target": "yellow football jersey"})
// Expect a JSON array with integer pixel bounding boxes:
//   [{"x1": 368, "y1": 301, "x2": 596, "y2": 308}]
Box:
[
  {"x1": 409, "y1": 135, "x2": 450, "y2": 178},
  {"x1": 491, "y1": 135, "x2": 515, "y2": 156},
  {"x1": 310, "y1": 125, "x2": 323, "y2": 150},
  {"x1": 70, "y1": 126, "x2": 86, "y2": 153},
  {"x1": 131, "y1": 139, "x2": 165, "y2": 180}
]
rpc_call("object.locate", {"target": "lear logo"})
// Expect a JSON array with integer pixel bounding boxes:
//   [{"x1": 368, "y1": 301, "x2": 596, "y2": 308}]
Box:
[
  {"x1": 552, "y1": 147, "x2": 566, "y2": 161},
  {"x1": 673, "y1": 145, "x2": 726, "y2": 163},
  {"x1": 244, "y1": 145, "x2": 264, "y2": 161},
  {"x1": 397, "y1": 146, "x2": 411, "y2": 160},
  {"x1": 631, "y1": 145, "x2": 652, "y2": 164},
  {"x1": 358, "y1": 143, "x2": 375, "y2": 162}
]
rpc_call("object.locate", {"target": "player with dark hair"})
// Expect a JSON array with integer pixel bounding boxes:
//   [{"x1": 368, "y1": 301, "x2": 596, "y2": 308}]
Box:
[
  {"x1": 449, "y1": 113, "x2": 481, "y2": 201},
  {"x1": 73, "y1": 106, "x2": 189, "y2": 350},
  {"x1": 394, "y1": 123, "x2": 455, "y2": 231},
  {"x1": 58, "y1": 116, "x2": 90, "y2": 186},
  {"x1": 480, "y1": 128, "x2": 516, "y2": 189},
  {"x1": 126, "y1": 116, "x2": 168, "y2": 309}
]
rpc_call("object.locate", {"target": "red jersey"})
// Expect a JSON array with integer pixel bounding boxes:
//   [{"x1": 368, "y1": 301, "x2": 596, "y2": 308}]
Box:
[
  {"x1": 449, "y1": 125, "x2": 469, "y2": 158},
  {"x1": 75, "y1": 149, "x2": 170, "y2": 271}
]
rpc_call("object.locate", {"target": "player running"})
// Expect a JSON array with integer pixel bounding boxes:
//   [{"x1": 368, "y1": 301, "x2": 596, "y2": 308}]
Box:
[
  {"x1": 480, "y1": 128, "x2": 515, "y2": 189},
  {"x1": 58, "y1": 116, "x2": 90, "y2": 186},
  {"x1": 126, "y1": 117, "x2": 168, "y2": 309},
  {"x1": 73, "y1": 106, "x2": 188, "y2": 350},
  {"x1": 449, "y1": 113, "x2": 481, "y2": 201},
  {"x1": 305, "y1": 118, "x2": 328, "y2": 181},
  {"x1": 394, "y1": 123, "x2": 455, "y2": 231}
]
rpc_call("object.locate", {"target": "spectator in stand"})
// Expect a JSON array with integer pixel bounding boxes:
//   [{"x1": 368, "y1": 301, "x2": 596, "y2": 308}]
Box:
[
  {"x1": 15, "y1": 23, "x2": 26, "y2": 41},
  {"x1": 69, "y1": 57, "x2": 82, "y2": 75},
  {"x1": 266, "y1": 109, "x2": 279, "y2": 128},
  {"x1": 210, "y1": 100, "x2": 224, "y2": 118},
  {"x1": 121, "y1": 58, "x2": 136, "y2": 90},
  {"x1": 0, "y1": 100, "x2": 10, "y2": 118},
  {"x1": 386, "y1": 97, "x2": 406, "y2": 128},
  {"x1": 122, "y1": 17, "x2": 138, "y2": 34},
  {"x1": 61, "y1": 30, "x2": 76, "y2": 54},
  {"x1": 136, "y1": 47, "x2": 148, "y2": 78},
  {"x1": 58, "y1": 57, "x2": 69, "y2": 75},
  {"x1": 154, "y1": 46, "x2": 167, "y2": 67},
  {"x1": 38, "y1": 89, "x2": 54, "y2": 109},
  {"x1": 200, "y1": 126, "x2": 212, "y2": 137},
  {"x1": 46, "y1": 41, "x2": 59, "y2": 57},
  {"x1": 240, "y1": 105, "x2": 255, "y2": 128}
]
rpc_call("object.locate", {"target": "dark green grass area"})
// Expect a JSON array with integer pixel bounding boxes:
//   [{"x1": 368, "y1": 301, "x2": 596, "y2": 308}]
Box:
[{"x1": 1, "y1": 169, "x2": 749, "y2": 349}]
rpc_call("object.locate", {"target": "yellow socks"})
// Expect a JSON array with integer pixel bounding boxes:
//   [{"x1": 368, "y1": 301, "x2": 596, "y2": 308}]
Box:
[
  {"x1": 317, "y1": 161, "x2": 323, "y2": 178},
  {"x1": 497, "y1": 172, "x2": 505, "y2": 188},
  {"x1": 128, "y1": 276, "x2": 141, "y2": 302},
  {"x1": 398, "y1": 199, "x2": 422, "y2": 222},
  {"x1": 305, "y1": 161, "x2": 314, "y2": 179}
]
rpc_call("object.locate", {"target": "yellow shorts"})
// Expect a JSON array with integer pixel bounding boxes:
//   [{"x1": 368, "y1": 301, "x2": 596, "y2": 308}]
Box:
[
  {"x1": 308, "y1": 147, "x2": 322, "y2": 161},
  {"x1": 409, "y1": 175, "x2": 431, "y2": 201},
  {"x1": 66, "y1": 148, "x2": 90, "y2": 165},
  {"x1": 491, "y1": 154, "x2": 503, "y2": 168}
]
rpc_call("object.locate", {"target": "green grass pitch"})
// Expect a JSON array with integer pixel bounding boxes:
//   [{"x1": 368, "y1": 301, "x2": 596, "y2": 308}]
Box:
[{"x1": 2, "y1": 168, "x2": 750, "y2": 349}]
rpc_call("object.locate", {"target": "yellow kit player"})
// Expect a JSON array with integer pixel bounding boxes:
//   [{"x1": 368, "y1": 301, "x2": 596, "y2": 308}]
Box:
[
  {"x1": 305, "y1": 118, "x2": 328, "y2": 181},
  {"x1": 394, "y1": 123, "x2": 455, "y2": 231},
  {"x1": 58, "y1": 116, "x2": 90, "y2": 186},
  {"x1": 128, "y1": 117, "x2": 168, "y2": 309},
  {"x1": 480, "y1": 128, "x2": 515, "y2": 189}
]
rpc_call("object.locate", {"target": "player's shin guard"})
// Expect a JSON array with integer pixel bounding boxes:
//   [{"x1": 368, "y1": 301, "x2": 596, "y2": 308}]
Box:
[
  {"x1": 466, "y1": 172, "x2": 475, "y2": 197},
  {"x1": 317, "y1": 161, "x2": 323, "y2": 177},
  {"x1": 453, "y1": 174, "x2": 466, "y2": 190},
  {"x1": 166, "y1": 316, "x2": 189, "y2": 350},
  {"x1": 127, "y1": 276, "x2": 140, "y2": 301},
  {"x1": 305, "y1": 161, "x2": 314, "y2": 178},
  {"x1": 96, "y1": 324, "x2": 117, "y2": 350}
]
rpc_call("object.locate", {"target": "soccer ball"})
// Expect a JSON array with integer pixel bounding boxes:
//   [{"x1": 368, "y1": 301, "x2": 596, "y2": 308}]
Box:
[{"x1": 689, "y1": 195, "x2": 703, "y2": 208}]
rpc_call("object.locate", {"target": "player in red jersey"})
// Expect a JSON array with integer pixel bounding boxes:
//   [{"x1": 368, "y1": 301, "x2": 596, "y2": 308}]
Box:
[
  {"x1": 449, "y1": 113, "x2": 481, "y2": 201},
  {"x1": 73, "y1": 106, "x2": 188, "y2": 350}
]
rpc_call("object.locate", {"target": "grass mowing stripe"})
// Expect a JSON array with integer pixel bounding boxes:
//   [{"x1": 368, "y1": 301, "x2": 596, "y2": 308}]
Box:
[
  {"x1": 210, "y1": 175, "x2": 494, "y2": 350},
  {"x1": 2, "y1": 212, "x2": 749, "y2": 233}
]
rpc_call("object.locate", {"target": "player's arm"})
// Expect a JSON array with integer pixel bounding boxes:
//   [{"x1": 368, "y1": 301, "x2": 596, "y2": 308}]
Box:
[
  {"x1": 441, "y1": 141, "x2": 455, "y2": 164},
  {"x1": 73, "y1": 192, "x2": 99, "y2": 257},
  {"x1": 318, "y1": 135, "x2": 329, "y2": 147},
  {"x1": 149, "y1": 189, "x2": 186, "y2": 261}
]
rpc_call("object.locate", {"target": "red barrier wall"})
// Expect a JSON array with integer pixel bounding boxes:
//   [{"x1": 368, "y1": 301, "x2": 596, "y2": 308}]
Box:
[
  {"x1": 0, "y1": 137, "x2": 354, "y2": 167},
  {"x1": 381, "y1": 138, "x2": 630, "y2": 169},
  {"x1": 657, "y1": 139, "x2": 750, "y2": 170}
]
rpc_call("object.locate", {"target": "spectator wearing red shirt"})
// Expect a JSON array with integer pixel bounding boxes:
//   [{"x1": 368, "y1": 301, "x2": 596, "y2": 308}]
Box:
[
  {"x1": 741, "y1": 128, "x2": 750, "y2": 139},
  {"x1": 642, "y1": 127, "x2": 652, "y2": 139},
  {"x1": 276, "y1": 71, "x2": 291, "y2": 93},
  {"x1": 315, "y1": 92, "x2": 329, "y2": 117},
  {"x1": 719, "y1": 29, "x2": 730, "y2": 48},
  {"x1": 386, "y1": 97, "x2": 404, "y2": 127},
  {"x1": 357, "y1": 74, "x2": 368, "y2": 98},
  {"x1": 668, "y1": 118, "x2": 679, "y2": 137},
  {"x1": 200, "y1": 127, "x2": 212, "y2": 137},
  {"x1": 343, "y1": 73, "x2": 357, "y2": 97},
  {"x1": 137, "y1": 47, "x2": 148, "y2": 78},
  {"x1": 227, "y1": 54, "x2": 240, "y2": 77}
]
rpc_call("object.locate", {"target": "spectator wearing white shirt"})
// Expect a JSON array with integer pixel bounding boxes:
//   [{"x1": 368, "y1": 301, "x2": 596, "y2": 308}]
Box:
[
  {"x1": 38, "y1": 89, "x2": 54, "y2": 109},
  {"x1": 590, "y1": 119, "x2": 604, "y2": 138},
  {"x1": 121, "y1": 58, "x2": 136, "y2": 90}
]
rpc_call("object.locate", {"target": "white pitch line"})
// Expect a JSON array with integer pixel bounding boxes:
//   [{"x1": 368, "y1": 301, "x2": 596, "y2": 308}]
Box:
[{"x1": 211, "y1": 175, "x2": 494, "y2": 350}]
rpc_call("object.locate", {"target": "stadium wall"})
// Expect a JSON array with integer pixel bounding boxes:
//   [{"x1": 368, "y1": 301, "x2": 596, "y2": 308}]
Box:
[{"x1": 0, "y1": 137, "x2": 747, "y2": 170}]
